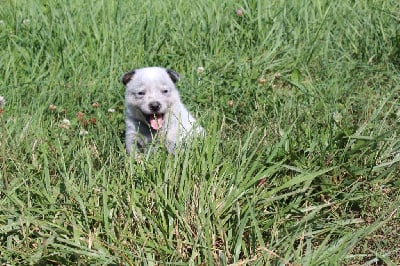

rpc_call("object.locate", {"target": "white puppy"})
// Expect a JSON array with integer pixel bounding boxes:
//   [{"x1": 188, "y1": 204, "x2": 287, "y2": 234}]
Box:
[{"x1": 122, "y1": 67, "x2": 204, "y2": 155}]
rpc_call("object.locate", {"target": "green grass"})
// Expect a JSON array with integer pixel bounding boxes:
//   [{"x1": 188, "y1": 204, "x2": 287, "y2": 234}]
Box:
[{"x1": 1, "y1": 0, "x2": 399, "y2": 264}]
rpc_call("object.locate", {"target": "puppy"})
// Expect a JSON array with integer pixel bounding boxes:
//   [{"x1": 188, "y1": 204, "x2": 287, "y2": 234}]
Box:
[{"x1": 121, "y1": 67, "x2": 204, "y2": 155}]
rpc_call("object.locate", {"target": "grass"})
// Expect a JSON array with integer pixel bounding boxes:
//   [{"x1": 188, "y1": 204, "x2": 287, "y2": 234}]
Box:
[{"x1": 0, "y1": 0, "x2": 399, "y2": 264}]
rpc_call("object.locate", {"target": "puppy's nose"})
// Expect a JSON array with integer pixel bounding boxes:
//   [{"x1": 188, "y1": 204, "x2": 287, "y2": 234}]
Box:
[{"x1": 149, "y1": 102, "x2": 161, "y2": 112}]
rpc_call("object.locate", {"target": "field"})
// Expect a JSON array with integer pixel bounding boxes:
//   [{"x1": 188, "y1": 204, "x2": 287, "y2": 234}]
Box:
[{"x1": 0, "y1": 0, "x2": 399, "y2": 265}]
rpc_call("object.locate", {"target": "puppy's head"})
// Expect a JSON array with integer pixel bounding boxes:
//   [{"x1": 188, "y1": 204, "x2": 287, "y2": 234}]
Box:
[{"x1": 122, "y1": 67, "x2": 181, "y2": 130}]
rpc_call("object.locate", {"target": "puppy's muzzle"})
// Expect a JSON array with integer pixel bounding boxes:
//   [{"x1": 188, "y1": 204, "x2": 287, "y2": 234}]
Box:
[
  {"x1": 147, "y1": 101, "x2": 164, "y2": 130},
  {"x1": 149, "y1": 101, "x2": 161, "y2": 113}
]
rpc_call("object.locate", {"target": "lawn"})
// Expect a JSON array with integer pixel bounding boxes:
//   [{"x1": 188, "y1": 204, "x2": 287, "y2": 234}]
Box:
[{"x1": 0, "y1": 0, "x2": 399, "y2": 265}]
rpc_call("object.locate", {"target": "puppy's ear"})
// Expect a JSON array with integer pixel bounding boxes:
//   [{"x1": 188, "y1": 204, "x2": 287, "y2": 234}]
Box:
[
  {"x1": 166, "y1": 69, "x2": 180, "y2": 83},
  {"x1": 121, "y1": 70, "x2": 136, "y2": 86}
]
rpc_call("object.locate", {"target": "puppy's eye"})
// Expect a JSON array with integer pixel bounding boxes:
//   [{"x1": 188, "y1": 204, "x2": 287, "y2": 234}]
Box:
[
  {"x1": 137, "y1": 91, "x2": 145, "y2": 96},
  {"x1": 162, "y1": 89, "x2": 169, "y2": 94}
]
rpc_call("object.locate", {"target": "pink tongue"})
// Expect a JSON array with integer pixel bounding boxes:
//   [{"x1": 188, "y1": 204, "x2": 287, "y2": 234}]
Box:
[{"x1": 149, "y1": 114, "x2": 163, "y2": 130}]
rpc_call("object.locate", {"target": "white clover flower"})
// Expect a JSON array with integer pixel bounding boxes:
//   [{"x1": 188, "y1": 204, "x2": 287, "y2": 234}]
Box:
[
  {"x1": 197, "y1": 67, "x2": 205, "y2": 74},
  {"x1": 79, "y1": 129, "x2": 88, "y2": 136},
  {"x1": 60, "y1": 118, "x2": 71, "y2": 129},
  {"x1": 332, "y1": 112, "x2": 343, "y2": 124},
  {"x1": 22, "y1": 19, "x2": 30, "y2": 25},
  {"x1": 0, "y1": 96, "x2": 5, "y2": 108},
  {"x1": 0, "y1": 20, "x2": 5, "y2": 26},
  {"x1": 107, "y1": 108, "x2": 115, "y2": 113}
]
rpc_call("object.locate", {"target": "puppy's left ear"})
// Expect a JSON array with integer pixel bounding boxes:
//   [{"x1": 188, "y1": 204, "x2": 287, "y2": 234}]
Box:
[
  {"x1": 166, "y1": 69, "x2": 180, "y2": 83},
  {"x1": 121, "y1": 70, "x2": 136, "y2": 86}
]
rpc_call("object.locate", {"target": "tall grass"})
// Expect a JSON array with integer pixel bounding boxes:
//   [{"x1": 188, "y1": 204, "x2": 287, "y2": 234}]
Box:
[{"x1": 1, "y1": 0, "x2": 399, "y2": 264}]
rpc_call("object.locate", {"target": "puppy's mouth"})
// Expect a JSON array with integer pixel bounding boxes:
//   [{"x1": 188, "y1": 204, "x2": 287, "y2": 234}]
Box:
[{"x1": 147, "y1": 113, "x2": 164, "y2": 130}]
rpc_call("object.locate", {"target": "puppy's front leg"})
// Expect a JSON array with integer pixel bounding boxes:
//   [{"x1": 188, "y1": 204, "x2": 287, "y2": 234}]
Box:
[{"x1": 125, "y1": 119, "x2": 144, "y2": 155}]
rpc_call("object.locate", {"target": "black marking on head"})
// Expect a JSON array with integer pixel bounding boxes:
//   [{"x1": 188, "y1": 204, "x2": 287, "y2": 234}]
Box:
[
  {"x1": 121, "y1": 70, "x2": 136, "y2": 85},
  {"x1": 166, "y1": 69, "x2": 180, "y2": 83}
]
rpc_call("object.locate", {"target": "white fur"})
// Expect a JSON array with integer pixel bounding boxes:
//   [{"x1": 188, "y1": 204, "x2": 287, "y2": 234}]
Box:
[{"x1": 122, "y1": 67, "x2": 204, "y2": 155}]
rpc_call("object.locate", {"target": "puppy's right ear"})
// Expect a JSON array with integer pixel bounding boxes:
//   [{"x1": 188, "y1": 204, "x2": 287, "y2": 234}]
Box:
[{"x1": 121, "y1": 70, "x2": 136, "y2": 86}]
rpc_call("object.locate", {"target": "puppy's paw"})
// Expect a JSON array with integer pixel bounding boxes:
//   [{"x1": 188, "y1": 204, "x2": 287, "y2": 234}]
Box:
[
  {"x1": 128, "y1": 151, "x2": 144, "y2": 164},
  {"x1": 135, "y1": 155, "x2": 145, "y2": 165}
]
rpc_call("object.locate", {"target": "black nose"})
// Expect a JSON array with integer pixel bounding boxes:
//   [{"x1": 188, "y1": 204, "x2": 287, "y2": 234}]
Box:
[{"x1": 149, "y1": 102, "x2": 161, "y2": 112}]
